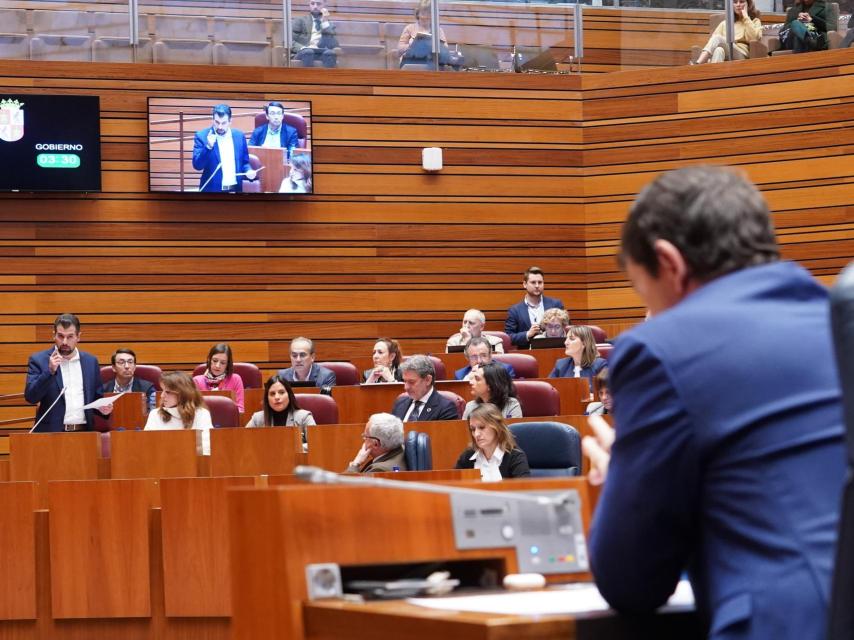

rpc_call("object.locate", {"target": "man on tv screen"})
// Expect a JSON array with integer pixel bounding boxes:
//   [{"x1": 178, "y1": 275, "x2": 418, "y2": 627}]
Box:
[
  {"x1": 249, "y1": 102, "x2": 299, "y2": 155},
  {"x1": 192, "y1": 104, "x2": 257, "y2": 192}
]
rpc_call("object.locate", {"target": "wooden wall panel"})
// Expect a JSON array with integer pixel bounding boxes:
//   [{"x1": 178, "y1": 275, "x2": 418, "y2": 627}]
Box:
[{"x1": 1, "y1": 50, "x2": 853, "y2": 432}]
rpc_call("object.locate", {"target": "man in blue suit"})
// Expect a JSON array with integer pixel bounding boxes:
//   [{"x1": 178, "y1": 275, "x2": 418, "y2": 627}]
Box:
[
  {"x1": 277, "y1": 337, "x2": 337, "y2": 388},
  {"x1": 249, "y1": 102, "x2": 299, "y2": 156},
  {"x1": 192, "y1": 104, "x2": 256, "y2": 193},
  {"x1": 392, "y1": 355, "x2": 460, "y2": 421},
  {"x1": 25, "y1": 313, "x2": 113, "y2": 432},
  {"x1": 583, "y1": 167, "x2": 845, "y2": 640},
  {"x1": 454, "y1": 337, "x2": 516, "y2": 381},
  {"x1": 504, "y1": 266, "x2": 565, "y2": 348}
]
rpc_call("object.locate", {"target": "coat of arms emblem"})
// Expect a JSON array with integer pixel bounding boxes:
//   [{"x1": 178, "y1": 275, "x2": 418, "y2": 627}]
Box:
[{"x1": 0, "y1": 99, "x2": 24, "y2": 142}]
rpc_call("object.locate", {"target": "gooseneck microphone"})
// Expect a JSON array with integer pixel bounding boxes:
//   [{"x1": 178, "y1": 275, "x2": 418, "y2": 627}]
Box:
[{"x1": 29, "y1": 386, "x2": 67, "y2": 434}]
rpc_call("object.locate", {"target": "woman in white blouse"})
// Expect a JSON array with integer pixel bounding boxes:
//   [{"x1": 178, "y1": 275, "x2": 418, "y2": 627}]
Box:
[
  {"x1": 144, "y1": 371, "x2": 212, "y2": 455},
  {"x1": 454, "y1": 403, "x2": 530, "y2": 481}
]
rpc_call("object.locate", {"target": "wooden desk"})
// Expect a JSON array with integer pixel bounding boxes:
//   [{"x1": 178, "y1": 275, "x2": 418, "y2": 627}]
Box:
[{"x1": 303, "y1": 597, "x2": 703, "y2": 640}]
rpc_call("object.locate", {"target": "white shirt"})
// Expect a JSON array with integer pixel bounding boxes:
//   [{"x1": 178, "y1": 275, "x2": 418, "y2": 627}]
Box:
[
  {"x1": 525, "y1": 297, "x2": 545, "y2": 326},
  {"x1": 59, "y1": 349, "x2": 85, "y2": 425},
  {"x1": 403, "y1": 388, "x2": 434, "y2": 422},
  {"x1": 469, "y1": 447, "x2": 505, "y2": 482},
  {"x1": 262, "y1": 126, "x2": 282, "y2": 148},
  {"x1": 309, "y1": 16, "x2": 325, "y2": 48},
  {"x1": 573, "y1": 364, "x2": 582, "y2": 378},
  {"x1": 144, "y1": 406, "x2": 213, "y2": 455},
  {"x1": 216, "y1": 130, "x2": 237, "y2": 189}
]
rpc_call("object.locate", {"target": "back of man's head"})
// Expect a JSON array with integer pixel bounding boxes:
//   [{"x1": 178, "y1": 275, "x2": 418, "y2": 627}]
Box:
[
  {"x1": 400, "y1": 354, "x2": 435, "y2": 380},
  {"x1": 620, "y1": 166, "x2": 779, "y2": 283}
]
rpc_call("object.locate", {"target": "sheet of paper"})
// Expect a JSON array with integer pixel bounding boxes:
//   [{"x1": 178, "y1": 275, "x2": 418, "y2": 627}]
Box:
[
  {"x1": 408, "y1": 580, "x2": 694, "y2": 616},
  {"x1": 82, "y1": 391, "x2": 126, "y2": 410}
]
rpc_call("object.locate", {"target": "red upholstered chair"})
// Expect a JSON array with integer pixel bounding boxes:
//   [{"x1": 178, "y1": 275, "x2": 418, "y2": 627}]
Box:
[
  {"x1": 587, "y1": 325, "x2": 608, "y2": 343},
  {"x1": 483, "y1": 330, "x2": 512, "y2": 353},
  {"x1": 100, "y1": 364, "x2": 163, "y2": 390},
  {"x1": 317, "y1": 361, "x2": 360, "y2": 386},
  {"x1": 294, "y1": 394, "x2": 339, "y2": 425},
  {"x1": 253, "y1": 111, "x2": 308, "y2": 147},
  {"x1": 437, "y1": 390, "x2": 465, "y2": 419},
  {"x1": 402, "y1": 355, "x2": 447, "y2": 381},
  {"x1": 597, "y1": 343, "x2": 614, "y2": 360},
  {"x1": 193, "y1": 362, "x2": 261, "y2": 389},
  {"x1": 203, "y1": 396, "x2": 240, "y2": 428},
  {"x1": 493, "y1": 353, "x2": 539, "y2": 379},
  {"x1": 513, "y1": 381, "x2": 560, "y2": 418},
  {"x1": 241, "y1": 154, "x2": 263, "y2": 193}
]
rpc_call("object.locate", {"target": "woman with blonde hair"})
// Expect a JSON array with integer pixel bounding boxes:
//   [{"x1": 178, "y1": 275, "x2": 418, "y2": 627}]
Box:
[
  {"x1": 692, "y1": 0, "x2": 762, "y2": 64},
  {"x1": 454, "y1": 403, "x2": 530, "y2": 481},
  {"x1": 145, "y1": 371, "x2": 213, "y2": 454}
]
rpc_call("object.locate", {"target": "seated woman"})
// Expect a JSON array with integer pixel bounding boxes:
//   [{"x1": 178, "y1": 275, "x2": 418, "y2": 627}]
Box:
[
  {"x1": 780, "y1": 0, "x2": 827, "y2": 52},
  {"x1": 398, "y1": 0, "x2": 453, "y2": 68},
  {"x1": 193, "y1": 343, "x2": 245, "y2": 412},
  {"x1": 362, "y1": 337, "x2": 404, "y2": 383},
  {"x1": 245, "y1": 375, "x2": 316, "y2": 428},
  {"x1": 145, "y1": 371, "x2": 213, "y2": 455},
  {"x1": 533, "y1": 307, "x2": 570, "y2": 340},
  {"x1": 454, "y1": 403, "x2": 530, "y2": 481},
  {"x1": 548, "y1": 325, "x2": 608, "y2": 394},
  {"x1": 692, "y1": 0, "x2": 762, "y2": 64},
  {"x1": 279, "y1": 155, "x2": 312, "y2": 193},
  {"x1": 462, "y1": 362, "x2": 522, "y2": 419},
  {"x1": 585, "y1": 367, "x2": 612, "y2": 416}
]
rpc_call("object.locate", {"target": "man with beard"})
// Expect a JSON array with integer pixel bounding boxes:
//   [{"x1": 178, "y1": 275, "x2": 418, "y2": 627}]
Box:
[
  {"x1": 291, "y1": 0, "x2": 339, "y2": 68},
  {"x1": 25, "y1": 313, "x2": 113, "y2": 432}
]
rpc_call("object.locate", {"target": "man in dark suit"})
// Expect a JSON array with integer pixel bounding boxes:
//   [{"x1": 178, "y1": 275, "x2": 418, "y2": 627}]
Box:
[
  {"x1": 277, "y1": 337, "x2": 337, "y2": 388},
  {"x1": 454, "y1": 337, "x2": 516, "y2": 381},
  {"x1": 504, "y1": 266, "x2": 565, "y2": 348},
  {"x1": 391, "y1": 355, "x2": 459, "y2": 422},
  {"x1": 248, "y1": 102, "x2": 299, "y2": 156},
  {"x1": 24, "y1": 313, "x2": 113, "y2": 432},
  {"x1": 192, "y1": 104, "x2": 256, "y2": 193},
  {"x1": 101, "y1": 347, "x2": 156, "y2": 411},
  {"x1": 291, "y1": 0, "x2": 339, "y2": 68},
  {"x1": 583, "y1": 166, "x2": 845, "y2": 640}
]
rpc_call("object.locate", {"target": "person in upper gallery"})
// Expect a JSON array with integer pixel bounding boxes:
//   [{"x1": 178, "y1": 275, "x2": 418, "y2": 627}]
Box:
[
  {"x1": 391, "y1": 355, "x2": 460, "y2": 422},
  {"x1": 277, "y1": 337, "x2": 337, "y2": 388},
  {"x1": 25, "y1": 313, "x2": 113, "y2": 432},
  {"x1": 584, "y1": 368, "x2": 612, "y2": 416},
  {"x1": 691, "y1": 0, "x2": 762, "y2": 64},
  {"x1": 581, "y1": 165, "x2": 845, "y2": 640},
  {"x1": 446, "y1": 308, "x2": 505, "y2": 353},
  {"x1": 397, "y1": 0, "x2": 453, "y2": 68},
  {"x1": 192, "y1": 104, "x2": 256, "y2": 193},
  {"x1": 505, "y1": 266, "x2": 566, "y2": 349},
  {"x1": 279, "y1": 155, "x2": 313, "y2": 194},
  {"x1": 454, "y1": 403, "x2": 530, "y2": 481},
  {"x1": 454, "y1": 337, "x2": 516, "y2": 381},
  {"x1": 532, "y1": 307, "x2": 571, "y2": 340},
  {"x1": 362, "y1": 337, "x2": 404, "y2": 383},
  {"x1": 245, "y1": 375, "x2": 315, "y2": 453},
  {"x1": 291, "y1": 0, "x2": 339, "y2": 68},
  {"x1": 144, "y1": 371, "x2": 213, "y2": 455},
  {"x1": 345, "y1": 412, "x2": 408, "y2": 473},
  {"x1": 101, "y1": 347, "x2": 156, "y2": 412},
  {"x1": 548, "y1": 324, "x2": 607, "y2": 395},
  {"x1": 462, "y1": 362, "x2": 522, "y2": 420},
  {"x1": 780, "y1": 0, "x2": 828, "y2": 52},
  {"x1": 192, "y1": 343, "x2": 245, "y2": 412},
  {"x1": 249, "y1": 101, "x2": 299, "y2": 154}
]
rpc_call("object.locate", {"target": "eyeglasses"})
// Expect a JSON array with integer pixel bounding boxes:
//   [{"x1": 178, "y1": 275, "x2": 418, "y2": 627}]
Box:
[
  {"x1": 361, "y1": 434, "x2": 380, "y2": 443},
  {"x1": 115, "y1": 359, "x2": 135, "y2": 366}
]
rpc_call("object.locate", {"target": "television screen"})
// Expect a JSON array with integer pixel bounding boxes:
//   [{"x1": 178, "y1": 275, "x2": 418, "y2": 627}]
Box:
[
  {"x1": 0, "y1": 94, "x2": 101, "y2": 192},
  {"x1": 148, "y1": 97, "x2": 313, "y2": 194}
]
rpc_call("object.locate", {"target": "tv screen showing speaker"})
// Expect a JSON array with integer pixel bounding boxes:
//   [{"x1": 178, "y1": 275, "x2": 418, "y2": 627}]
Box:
[
  {"x1": 0, "y1": 94, "x2": 101, "y2": 192},
  {"x1": 148, "y1": 98, "x2": 313, "y2": 194}
]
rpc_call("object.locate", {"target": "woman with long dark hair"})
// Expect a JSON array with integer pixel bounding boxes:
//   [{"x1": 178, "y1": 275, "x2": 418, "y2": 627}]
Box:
[
  {"x1": 692, "y1": 0, "x2": 762, "y2": 63},
  {"x1": 462, "y1": 362, "x2": 522, "y2": 419},
  {"x1": 193, "y1": 342, "x2": 245, "y2": 412},
  {"x1": 245, "y1": 374, "x2": 315, "y2": 428},
  {"x1": 454, "y1": 403, "x2": 530, "y2": 481}
]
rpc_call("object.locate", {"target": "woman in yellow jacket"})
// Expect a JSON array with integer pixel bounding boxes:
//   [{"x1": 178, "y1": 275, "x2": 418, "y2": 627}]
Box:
[{"x1": 693, "y1": 0, "x2": 762, "y2": 64}]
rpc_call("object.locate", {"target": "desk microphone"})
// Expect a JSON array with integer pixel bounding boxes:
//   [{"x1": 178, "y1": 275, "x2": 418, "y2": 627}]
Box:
[
  {"x1": 29, "y1": 385, "x2": 67, "y2": 434},
  {"x1": 199, "y1": 162, "x2": 222, "y2": 192},
  {"x1": 293, "y1": 465, "x2": 588, "y2": 574}
]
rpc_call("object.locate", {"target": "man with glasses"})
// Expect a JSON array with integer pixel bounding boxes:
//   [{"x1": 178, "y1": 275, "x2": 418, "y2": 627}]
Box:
[
  {"x1": 453, "y1": 337, "x2": 516, "y2": 381},
  {"x1": 345, "y1": 413, "x2": 407, "y2": 473},
  {"x1": 249, "y1": 102, "x2": 299, "y2": 157},
  {"x1": 277, "y1": 337, "x2": 337, "y2": 388},
  {"x1": 102, "y1": 348, "x2": 156, "y2": 412}
]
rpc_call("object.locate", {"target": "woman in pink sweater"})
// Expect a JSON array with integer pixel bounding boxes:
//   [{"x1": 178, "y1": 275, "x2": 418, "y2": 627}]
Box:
[{"x1": 193, "y1": 343, "x2": 245, "y2": 412}]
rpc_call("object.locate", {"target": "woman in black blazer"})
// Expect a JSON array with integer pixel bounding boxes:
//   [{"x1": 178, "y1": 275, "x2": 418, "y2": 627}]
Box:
[{"x1": 455, "y1": 403, "x2": 530, "y2": 481}]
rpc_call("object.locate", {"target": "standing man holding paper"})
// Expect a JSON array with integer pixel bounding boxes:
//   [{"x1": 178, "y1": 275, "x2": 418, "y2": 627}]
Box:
[{"x1": 24, "y1": 313, "x2": 113, "y2": 433}]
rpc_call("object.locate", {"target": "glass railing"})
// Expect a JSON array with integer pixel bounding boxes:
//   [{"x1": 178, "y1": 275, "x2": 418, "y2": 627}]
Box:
[{"x1": 0, "y1": 0, "x2": 841, "y2": 72}]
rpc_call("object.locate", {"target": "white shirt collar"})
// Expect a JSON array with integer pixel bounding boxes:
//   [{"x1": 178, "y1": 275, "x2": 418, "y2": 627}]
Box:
[{"x1": 470, "y1": 447, "x2": 505, "y2": 482}]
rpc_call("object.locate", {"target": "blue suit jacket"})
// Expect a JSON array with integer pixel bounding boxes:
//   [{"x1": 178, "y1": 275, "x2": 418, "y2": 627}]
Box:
[
  {"x1": 392, "y1": 389, "x2": 460, "y2": 421},
  {"x1": 24, "y1": 348, "x2": 104, "y2": 432},
  {"x1": 504, "y1": 296, "x2": 565, "y2": 348},
  {"x1": 192, "y1": 128, "x2": 252, "y2": 192},
  {"x1": 547, "y1": 356, "x2": 607, "y2": 392},
  {"x1": 589, "y1": 262, "x2": 845, "y2": 640},
  {"x1": 454, "y1": 361, "x2": 517, "y2": 380},
  {"x1": 249, "y1": 123, "x2": 299, "y2": 153},
  {"x1": 277, "y1": 364, "x2": 337, "y2": 388}
]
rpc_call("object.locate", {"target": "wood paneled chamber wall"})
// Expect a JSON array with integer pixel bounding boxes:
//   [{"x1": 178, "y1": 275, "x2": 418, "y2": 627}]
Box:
[{"x1": 0, "y1": 52, "x2": 853, "y2": 408}]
